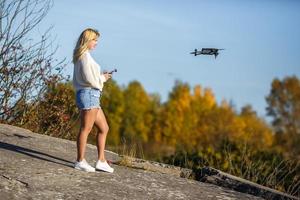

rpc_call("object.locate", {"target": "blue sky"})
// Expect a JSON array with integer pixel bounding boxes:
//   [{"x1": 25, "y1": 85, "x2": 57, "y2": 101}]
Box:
[{"x1": 37, "y1": 0, "x2": 300, "y2": 119}]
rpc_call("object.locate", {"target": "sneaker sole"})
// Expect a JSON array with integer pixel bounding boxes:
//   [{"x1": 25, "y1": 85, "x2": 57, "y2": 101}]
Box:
[
  {"x1": 74, "y1": 166, "x2": 95, "y2": 172},
  {"x1": 95, "y1": 167, "x2": 114, "y2": 173}
]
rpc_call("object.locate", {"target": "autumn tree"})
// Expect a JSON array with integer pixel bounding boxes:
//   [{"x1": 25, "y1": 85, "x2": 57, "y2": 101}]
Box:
[
  {"x1": 266, "y1": 76, "x2": 300, "y2": 156},
  {"x1": 238, "y1": 105, "x2": 273, "y2": 149},
  {"x1": 101, "y1": 80, "x2": 125, "y2": 146},
  {"x1": 161, "y1": 81, "x2": 192, "y2": 150},
  {"x1": 0, "y1": 0, "x2": 65, "y2": 123},
  {"x1": 19, "y1": 82, "x2": 78, "y2": 139},
  {"x1": 120, "y1": 81, "x2": 154, "y2": 144}
]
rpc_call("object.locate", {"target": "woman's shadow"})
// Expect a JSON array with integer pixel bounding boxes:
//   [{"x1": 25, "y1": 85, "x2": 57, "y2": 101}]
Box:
[{"x1": 0, "y1": 141, "x2": 74, "y2": 168}]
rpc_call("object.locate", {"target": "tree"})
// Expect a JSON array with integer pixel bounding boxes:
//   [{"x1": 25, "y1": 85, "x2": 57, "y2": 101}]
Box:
[
  {"x1": 0, "y1": 0, "x2": 65, "y2": 123},
  {"x1": 18, "y1": 82, "x2": 79, "y2": 139},
  {"x1": 266, "y1": 76, "x2": 300, "y2": 156},
  {"x1": 239, "y1": 105, "x2": 273, "y2": 149},
  {"x1": 120, "y1": 81, "x2": 153, "y2": 144},
  {"x1": 161, "y1": 81, "x2": 192, "y2": 148},
  {"x1": 101, "y1": 80, "x2": 125, "y2": 146}
]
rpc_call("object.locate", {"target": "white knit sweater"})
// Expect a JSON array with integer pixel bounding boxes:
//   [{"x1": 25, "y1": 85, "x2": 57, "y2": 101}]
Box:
[{"x1": 73, "y1": 51, "x2": 106, "y2": 91}]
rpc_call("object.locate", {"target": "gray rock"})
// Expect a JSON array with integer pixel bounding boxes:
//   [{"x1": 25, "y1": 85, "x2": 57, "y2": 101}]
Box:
[
  {"x1": 0, "y1": 124, "x2": 265, "y2": 199},
  {"x1": 196, "y1": 167, "x2": 299, "y2": 200}
]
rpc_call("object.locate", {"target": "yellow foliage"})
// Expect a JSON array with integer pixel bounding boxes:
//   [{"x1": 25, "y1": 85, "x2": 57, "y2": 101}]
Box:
[{"x1": 203, "y1": 88, "x2": 216, "y2": 108}]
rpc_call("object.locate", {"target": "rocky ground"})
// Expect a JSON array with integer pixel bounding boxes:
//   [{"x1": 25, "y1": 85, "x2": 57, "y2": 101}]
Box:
[{"x1": 0, "y1": 124, "x2": 289, "y2": 200}]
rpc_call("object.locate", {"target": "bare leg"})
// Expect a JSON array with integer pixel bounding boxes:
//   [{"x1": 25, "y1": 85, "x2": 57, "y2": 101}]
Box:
[
  {"x1": 94, "y1": 108, "x2": 109, "y2": 161},
  {"x1": 76, "y1": 109, "x2": 98, "y2": 161}
]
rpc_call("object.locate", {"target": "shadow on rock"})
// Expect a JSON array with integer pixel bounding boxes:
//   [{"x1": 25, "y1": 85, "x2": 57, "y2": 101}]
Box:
[{"x1": 0, "y1": 141, "x2": 73, "y2": 168}]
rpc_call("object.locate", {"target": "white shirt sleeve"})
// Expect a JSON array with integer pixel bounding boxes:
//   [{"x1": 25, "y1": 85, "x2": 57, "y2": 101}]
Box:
[{"x1": 79, "y1": 53, "x2": 96, "y2": 86}]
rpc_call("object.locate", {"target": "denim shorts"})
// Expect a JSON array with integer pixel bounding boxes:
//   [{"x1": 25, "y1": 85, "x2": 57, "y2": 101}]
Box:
[{"x1": 76, "y1": 88, "x2": 102, "y2": 110}]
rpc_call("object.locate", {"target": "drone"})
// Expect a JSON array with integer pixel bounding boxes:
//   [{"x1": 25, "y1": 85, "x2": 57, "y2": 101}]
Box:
[{"x1": 190, "y1": 48, "x2": 224, "y2": 59}]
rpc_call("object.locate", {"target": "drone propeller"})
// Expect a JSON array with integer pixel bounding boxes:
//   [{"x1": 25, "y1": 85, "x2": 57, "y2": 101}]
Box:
[
  {"x1": 214, "y1": 52, "x2": 219, "y2": 59},
  {"x1": 190, "y1": 49, "x2": 198, "y2": 56}
]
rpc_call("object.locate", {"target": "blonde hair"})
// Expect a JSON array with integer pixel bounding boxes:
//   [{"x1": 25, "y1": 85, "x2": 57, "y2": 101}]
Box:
[{"x1": 73, "y1": 28, "x2": 100, "y2": 63}]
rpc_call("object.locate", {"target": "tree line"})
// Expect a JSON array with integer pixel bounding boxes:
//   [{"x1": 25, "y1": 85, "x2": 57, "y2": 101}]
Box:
[{"x1": 7, "y1": 77, "x2": 299, "y2": 158}]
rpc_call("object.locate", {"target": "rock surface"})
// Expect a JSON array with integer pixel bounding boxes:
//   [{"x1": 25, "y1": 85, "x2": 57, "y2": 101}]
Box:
[{"x1": 0, "y1": 124, "x2": 265, "y2": 200}]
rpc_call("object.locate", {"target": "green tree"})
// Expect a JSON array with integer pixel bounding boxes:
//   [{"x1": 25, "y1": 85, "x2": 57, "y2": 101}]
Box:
[
  {"x1": 266, "y1": 76, "x2": 300, "y2": 156},
  {"x1": 101, "y1": 80, "x2": 125, "y2": 146},
  {"x1": 120, "y1": 81, "x2": 153, "y2": 144}
]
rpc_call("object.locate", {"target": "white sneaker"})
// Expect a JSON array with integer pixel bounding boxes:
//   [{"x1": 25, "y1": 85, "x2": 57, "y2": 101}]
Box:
[
  {"x1": 95, "y1": 160, "x2": 114, "y2": 173},
  {"x1": 74, "y1": 159, "x2": 96, "y2": 172}
]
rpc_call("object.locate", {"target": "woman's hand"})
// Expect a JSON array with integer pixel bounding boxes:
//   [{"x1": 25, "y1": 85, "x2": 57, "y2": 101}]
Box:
[{"x1": 103, "y1": 72, "x2": 112, "y2": 81}]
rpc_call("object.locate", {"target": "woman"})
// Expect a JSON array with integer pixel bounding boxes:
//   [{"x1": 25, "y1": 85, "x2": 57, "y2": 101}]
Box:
[{"x1": 72, "y1": 28, "x2": 114, "y2": 173}]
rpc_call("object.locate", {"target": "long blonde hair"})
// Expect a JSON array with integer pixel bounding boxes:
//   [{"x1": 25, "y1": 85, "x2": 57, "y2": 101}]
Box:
[{"x1": 73, "y1": 28, "x2": 100, "y2": 63}]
